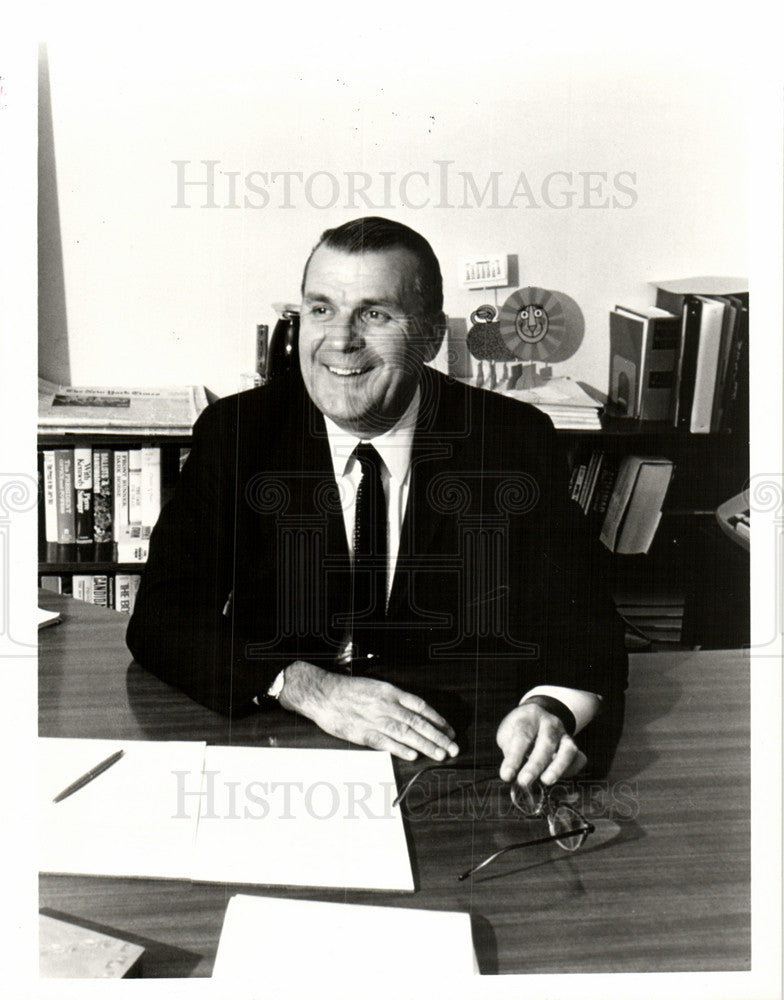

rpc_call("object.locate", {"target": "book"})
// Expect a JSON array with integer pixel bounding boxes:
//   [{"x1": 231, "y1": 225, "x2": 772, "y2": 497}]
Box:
[
  {"x1": 708, "y1": 296, "x2": 741, "y2": 431},
  {"x1": 600, "y1": 456, "x2": 674, "y2": 554},
  {"x1": 54, "y1": 449, "x2": 76, "y2": 555},
  {"x1": 653, "y1": 278, "x2": 748, "y2": 433},
  {"x1": 42, "y1": 450, "x2": 58, "y2": 561},
  {"x1": 40, "y1": 575, "x2": 63, "y2": 594},
  {"x1": 113, "y1": 450, "x2": 130, "y2": 541},
  {"x1": 38, "y1": 380, "x2": 209, "y2": 435},
  {"x1": 570, "y1": 460, "x2": 587, "y2": 501},
  {"x1": 112, "y1": 573, "x2": 141, "y2": 614},
  {"x1": 671, "y1": 297, "x2": 702, "y2": 429},
  {"x1": 140, "y1": 447, "x2": 161, "y2": 528},
  {"x1": 115, "y1": 574, "x2": 132, "y2": 614},
  {"x1": 92, "y1": 448, "x2": 114, "y2": 559},
  {"x1": 581, "y1": 450, "x2": 605, "y2": 512},
  {"x1": 716, "y1": 296, "x2": 749, "y2": 434},
  {"x1": 590, "y1": 455, "x2": 619, "y2": 517},
  {"x1": 39, "y1": 913, "x2": 144, "y2": 978},
  {"x1": 91, "y1": 574, "x2": 114, "y2": 608},
  {"x1": 127, "y1": 450, "x2": 142, "y2": 526},
  {"x1": 72, "y1": 574, "x2": 94, "y2": 603},
  {"x1": 73, "y1": 447, "x2": 94, "y2": 557},
  {"x1": 609, "y1": 306, "x2": 680, "y2": 421},
  {"x1": 689, "y1": 296, "x2": 725, "y2": 433},
  {"x1": 116, "y1": 524, "x2": 151, "y2": 562}
]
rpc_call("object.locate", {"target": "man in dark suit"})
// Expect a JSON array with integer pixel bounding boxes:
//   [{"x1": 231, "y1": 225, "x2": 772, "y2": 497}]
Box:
[{"x1": 127, "y1": 217, "x2": 627, "y2": 787}]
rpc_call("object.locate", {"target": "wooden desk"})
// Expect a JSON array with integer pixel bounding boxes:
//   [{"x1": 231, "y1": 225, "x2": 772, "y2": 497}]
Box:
[{"x1": 38, "y1": 593, "x2": 750, "y2": 977}]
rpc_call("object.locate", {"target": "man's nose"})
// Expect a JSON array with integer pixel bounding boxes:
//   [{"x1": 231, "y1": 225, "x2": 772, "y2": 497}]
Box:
[{"x1": 324, "y1": 311, "x2": 363, "y2": 351}]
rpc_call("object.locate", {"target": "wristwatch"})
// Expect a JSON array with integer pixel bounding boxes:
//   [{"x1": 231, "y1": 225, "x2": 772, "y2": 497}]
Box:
[{"x1": 266, "y1": 668, "x2": 286, "y2": 701}]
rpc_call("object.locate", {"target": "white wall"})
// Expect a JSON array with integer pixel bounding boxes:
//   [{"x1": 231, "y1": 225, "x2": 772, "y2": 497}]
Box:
[{"x1": 39, "y1": 46, "x2": 748, "y2": 399}]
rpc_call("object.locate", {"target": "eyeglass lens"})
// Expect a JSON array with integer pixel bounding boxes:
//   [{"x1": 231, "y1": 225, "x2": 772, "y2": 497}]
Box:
[{"x1": 548, "y1": 803, "x2": 589, "y2": 851}]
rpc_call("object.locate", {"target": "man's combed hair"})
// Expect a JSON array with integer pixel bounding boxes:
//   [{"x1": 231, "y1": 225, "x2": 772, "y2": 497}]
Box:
[{"x1": 302, "y1": 216, "x2": 444, "y2": 318}]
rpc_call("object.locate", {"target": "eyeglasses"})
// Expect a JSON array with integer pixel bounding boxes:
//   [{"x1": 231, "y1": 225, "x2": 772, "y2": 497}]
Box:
[{"x1": 393, "y1": 762, "x2": 595, "y2": 881}]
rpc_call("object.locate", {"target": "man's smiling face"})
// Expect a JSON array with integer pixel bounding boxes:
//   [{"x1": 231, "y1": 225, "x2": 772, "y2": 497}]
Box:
[{"x1": 299, "y1": 245, "x2": 441, "y2": 437}]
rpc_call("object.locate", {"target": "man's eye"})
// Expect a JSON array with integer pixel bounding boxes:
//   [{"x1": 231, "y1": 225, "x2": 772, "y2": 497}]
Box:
[
  {"x1": 309, "y1": 305, "x2": 331, "y2": 318},
  {"x1": 360, "y1": 308, "x2": 391, "y2": 324}
]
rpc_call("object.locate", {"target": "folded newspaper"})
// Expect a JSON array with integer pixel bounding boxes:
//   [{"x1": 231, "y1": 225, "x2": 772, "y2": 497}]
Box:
[{"x1": 38, "y1": 379, "x2": 209, "y2": 434}]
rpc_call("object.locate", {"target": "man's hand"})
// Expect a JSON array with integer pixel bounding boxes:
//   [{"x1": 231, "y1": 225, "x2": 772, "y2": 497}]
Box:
[
  {"x1": 496, "y1": 702, "x2": 587, "y2": 787},
  {"x1": 279, "y1": 661, "x2": 460, "y2": 762}
]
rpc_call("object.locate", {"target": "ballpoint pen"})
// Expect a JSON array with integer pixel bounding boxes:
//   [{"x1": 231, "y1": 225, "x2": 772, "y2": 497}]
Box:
[{"x1": 52, "y1": 749, "x2": 125, "y2": 804}]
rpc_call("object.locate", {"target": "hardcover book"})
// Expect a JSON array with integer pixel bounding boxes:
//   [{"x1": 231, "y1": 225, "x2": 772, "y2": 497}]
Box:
[
  {"x1": 600, "y1": 456, "x2": 674, "y2": 554},
  {"x1": 609, "y1": 306, "x2": 680, "y2": 421}
]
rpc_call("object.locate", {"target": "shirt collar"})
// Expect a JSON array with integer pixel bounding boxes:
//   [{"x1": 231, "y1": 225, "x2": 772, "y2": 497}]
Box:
[{"x1": 323, "y1": 386, "x2": 420, "y2": 483}]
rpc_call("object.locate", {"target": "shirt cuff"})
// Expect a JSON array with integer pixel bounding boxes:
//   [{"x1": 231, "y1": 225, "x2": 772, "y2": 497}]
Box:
[{"x1": 519, "y1": 685, "x2": 602, "y2": 735}]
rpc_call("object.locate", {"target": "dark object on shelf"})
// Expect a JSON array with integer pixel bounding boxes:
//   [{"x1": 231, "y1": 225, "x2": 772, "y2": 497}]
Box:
[{"x1": 266, "y1": 309, "x2": 300, "y2": 380}]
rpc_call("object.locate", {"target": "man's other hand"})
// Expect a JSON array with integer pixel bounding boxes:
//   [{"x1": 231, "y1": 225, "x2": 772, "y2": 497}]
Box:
[
  {"x1": 496, "y1": 702, "x2": 587, "y2": 787},
  {"x1": 279, "y1": 661, "x2": 460, "y2": 762}
]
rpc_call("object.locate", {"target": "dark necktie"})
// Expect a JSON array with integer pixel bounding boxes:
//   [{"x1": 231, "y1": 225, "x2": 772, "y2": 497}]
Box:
[{"x1": 350, "y1": 443, "x2": 387, "y2": 661}]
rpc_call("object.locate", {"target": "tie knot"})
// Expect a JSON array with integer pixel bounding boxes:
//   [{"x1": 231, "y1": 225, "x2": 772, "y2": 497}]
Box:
[{"x1": 354, "y1": 442, "x2": 383, "y2": 475}]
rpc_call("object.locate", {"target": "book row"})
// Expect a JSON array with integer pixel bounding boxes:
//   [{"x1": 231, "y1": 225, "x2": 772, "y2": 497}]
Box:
[
  {"x1": 608, "y1": 278, "x2": 748, "y2": 432},
  {"x1": 569, "y1": 450, "x2": 674, "y2": 554},
  {"x1": 39, "y1": 446, "x2": 188, "y2": 564},
  {"x1": 40, "y1": 573, "x2": 142, "y2": 615}
]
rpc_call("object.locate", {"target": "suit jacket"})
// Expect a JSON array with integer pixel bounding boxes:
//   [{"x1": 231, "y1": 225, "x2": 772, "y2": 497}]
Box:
[{"x1": 127, "y1": 367, "x2": 628, "y2": 771}]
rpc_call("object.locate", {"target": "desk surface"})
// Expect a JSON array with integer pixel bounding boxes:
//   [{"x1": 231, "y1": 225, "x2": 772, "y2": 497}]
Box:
[{"x1": 38, "y1": 593, "x2": 750, "y2": 977}]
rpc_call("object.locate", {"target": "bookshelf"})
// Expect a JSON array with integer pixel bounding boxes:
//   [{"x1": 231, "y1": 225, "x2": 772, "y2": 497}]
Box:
[
  {"x1": 38, "y1": 433, "x2": 193, "y2": 613},
  {"x1": 37, "y1": 382, "x2": 207, "y2": 614},
  {"x1": 560, "y1": 414, "x2": 749, "y2": 649},
  {"x1": 37, "y1": 387, "x2": 749, "y2": 643}
]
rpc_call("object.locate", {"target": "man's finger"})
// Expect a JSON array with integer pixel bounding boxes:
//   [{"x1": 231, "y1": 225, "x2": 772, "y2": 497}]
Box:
[
  {"x1": 362, "y1": 729, "x2": 419, "y2": 761},
  {"x1": 498, "y1": 726, "x2": 536, "y2": 783},
  {"x1": 397, "y1": 692, "x2": 457, "y2": 741},
  {"x1": 516, "y1": 724, "x2": 563, "y2": 788},
  {"x1": 381, "y1": 717, "x2": 455, "y2": 761},
  {"x1": 394, "y1": 709, "x2": 459, "y2": 757},
  {"x1": 538, "y1": 737, "x2": 581, "y2": 785}
]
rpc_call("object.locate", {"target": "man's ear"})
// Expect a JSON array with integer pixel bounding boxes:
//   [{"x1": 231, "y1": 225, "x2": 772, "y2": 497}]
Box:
[{"x1": 422, "y1": 311, "x2": 448, "y2": 363}]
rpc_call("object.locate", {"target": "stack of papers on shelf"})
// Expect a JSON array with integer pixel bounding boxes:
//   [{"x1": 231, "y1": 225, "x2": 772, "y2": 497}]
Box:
[
  {"x1": 212, "y1": 895, "x2": 478, "y2": 981},
  {"x1": 499, "y1": 376, "x2": 603, "y2": 429},
  {"x1": 39, "y1": 738, "x2": 414, "y2": 891},
  {"x1": 38, "y1": 379, "x2": 208, "y2": 435}
]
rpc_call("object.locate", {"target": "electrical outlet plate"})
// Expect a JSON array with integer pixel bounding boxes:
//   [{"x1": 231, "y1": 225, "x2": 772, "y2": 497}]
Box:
[{"x1": 459, "y1": 254, "x2": 509, "y2": 289}]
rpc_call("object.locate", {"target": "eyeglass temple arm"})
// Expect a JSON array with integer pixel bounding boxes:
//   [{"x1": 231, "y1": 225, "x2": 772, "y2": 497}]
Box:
[
  {"x1": 457, "y1": 824, "x2": 595, "y2": 881},
  {"x1": 392, "y1": 762, "x2": 496, "y2": 808}
]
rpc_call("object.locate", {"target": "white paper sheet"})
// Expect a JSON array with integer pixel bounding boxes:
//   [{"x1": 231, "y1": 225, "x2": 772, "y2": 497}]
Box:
[
  {"x1": 39, "y1": 738, "x2": 205, "y2": 880},
  {"x1": 191, "y1": 746, "x2": 413, "y2": 891},
  {"x1": 212, "y1": 895, "x2": 477, "y2": 981},
  {"x1": 39, "y1": 740, "x2": 413, "y2": 891}
]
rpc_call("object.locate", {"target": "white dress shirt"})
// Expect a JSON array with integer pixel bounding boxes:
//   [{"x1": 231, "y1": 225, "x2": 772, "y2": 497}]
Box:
[
  {"x1": 323, "y1": 388, "x2": 419, "y2": 604},
  {"x1": 322, "y1": 390, "x2": 600, "y2": 735}
]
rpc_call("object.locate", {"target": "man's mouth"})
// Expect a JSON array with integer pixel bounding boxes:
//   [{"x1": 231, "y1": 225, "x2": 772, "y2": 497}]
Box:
[{"x1": 325, "y1": 364, "x2": 371, "y2": 378}]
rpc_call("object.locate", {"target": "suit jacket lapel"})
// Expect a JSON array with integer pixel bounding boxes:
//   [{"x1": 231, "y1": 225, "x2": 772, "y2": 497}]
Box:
[{"x1": 387, "y1": 369, "x2": 469, "y2": 619}]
